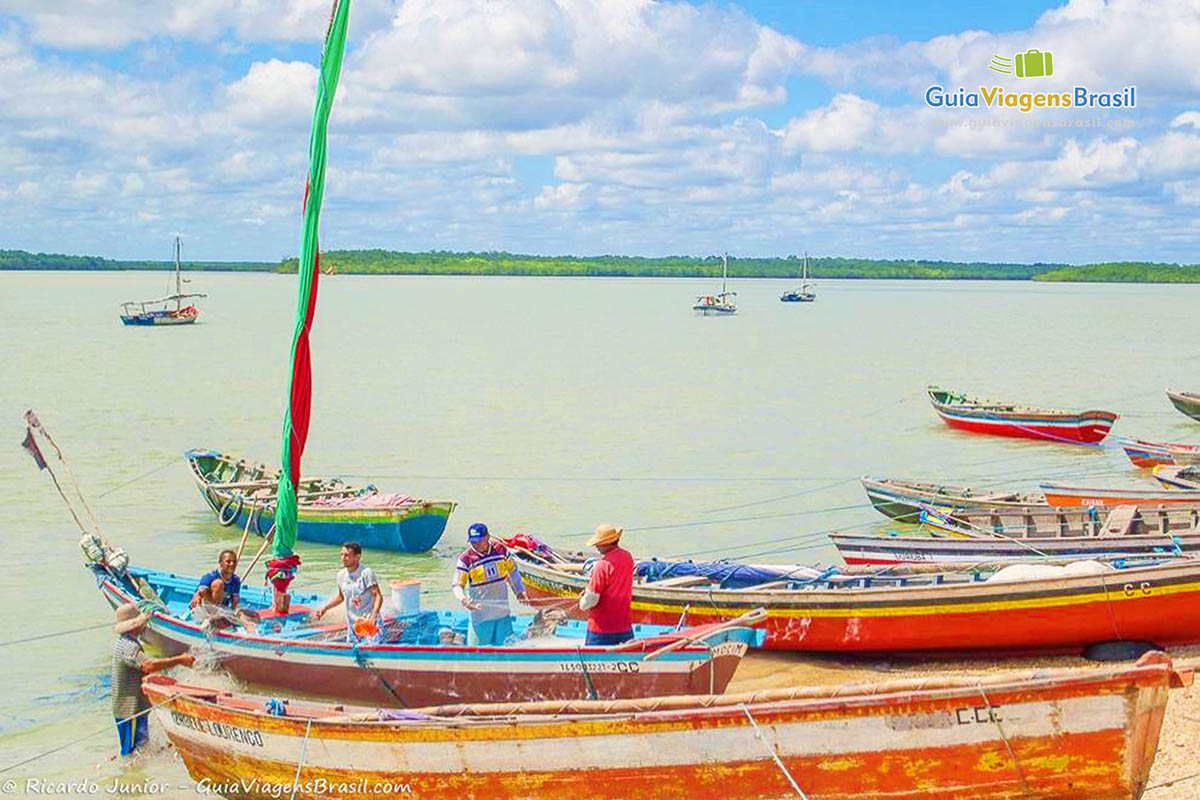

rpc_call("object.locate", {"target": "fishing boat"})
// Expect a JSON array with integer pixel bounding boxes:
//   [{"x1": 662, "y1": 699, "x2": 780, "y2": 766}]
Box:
[
  {"x1": 90, "y1": 562, "x2": 755, "y2": 706},
  {"x1": 862, "y1": 476, "x2": 1047, "y2": 521},
  {"x1": 185, "y1": 449, "x2": 454, "y2": 553},
  {"x1": 1153, "y1": 464, "x2": 1200, "y2": 490},
  {"x1": 144, "y1": 652, "x2": 1192, "y2": 800},
  {"x1": 779, "y1": 252, "x2": 816, "y2": 302},
  {"x1": 1041, "y1": 481, "x2": 1200, "y2": 507},
  {"x1": 927, "y1": 386, "x2": 1118, "y2": 444},
  {"x1": 1166, "y1": 389, "x2": 1200, "y2": 422},
  {"x1": 693, "y1": 252, "x2": 737, "y2": 315},
  {"x1": 119, "y1": 236, "x2": 206, "y2": 326},
  {"x1": 830, "y1": 503, "x2": 1200, "y2": 565},
  {"x1": 513, "y1": 545, "x2": 1200, "y2": 654},
  {"x1": 1119, "y1": 437, "x2": 1200, "y2": 468}
]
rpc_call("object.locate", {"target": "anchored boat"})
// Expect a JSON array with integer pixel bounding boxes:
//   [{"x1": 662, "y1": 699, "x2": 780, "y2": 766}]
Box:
[
  {"x1": 185, "y1": 449, "x2": 454, "y2": 552},
  {"x1": 831, "y1": 502, "x2": 1200, "y2": 565},
  {"x1": 779, "y1": 252, "x2": 816, "y2": 302},
  {"x1": 144, "y1": 653, "x2": 1191, "y2": 800},
  {"x1": 119, "y1": 236, "x2": 206, "y2": 326},
  {"x1": 1166, "y1": 389, "x2": 1200, "y2": 422},
  {"x1": 513, "y1": 545, "x2": 1200, "y2": 654},
  {"x1": 90, "y1": 563, "x2": 755, "y2": 706},
  {"x1": 927, "y1": 386, "x2": 1118, "y2": 444},
  {"x1": 1119, "y1": 437, "x2": 1200, "y2": 468},
  {"x1": 862, "y1": 476, "x2": 1047, "y2": 522},
  {"x1": 1040, "y1": 481, "x2": 1200, "y2": 507},
  {"x1": 693, "y1": 252, "x2": 737, "y2": 315}
]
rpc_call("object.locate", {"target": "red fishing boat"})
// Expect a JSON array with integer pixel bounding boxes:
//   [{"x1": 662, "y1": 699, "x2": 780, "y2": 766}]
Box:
[
  {"x1": 1120, "y1": 437, "x2": 1200, "y2": 468},
  {"x1": 513, "y1": 548, "x2": 1200, "y2": 654},
  {"x1": 927, "y1": 386, "x2": 1118, "y2": 444},
  {"x1": 145, "y1": 653, "x2": 1192, "y2": 800},
  {"x1": 1041, "y1": 481, "x2": 1200, "y2": 507}
]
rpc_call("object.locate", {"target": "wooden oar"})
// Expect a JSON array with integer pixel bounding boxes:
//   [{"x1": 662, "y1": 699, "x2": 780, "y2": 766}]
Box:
[
  {"x1": 234, "y1": 501, "x2": 257, "y2": 562},
  {"x1": 240, "y1": 530, "x2": 274, "y2": 584},
  {"x1": 641, "y1": 607, "x2": 766, "y2": 662}
]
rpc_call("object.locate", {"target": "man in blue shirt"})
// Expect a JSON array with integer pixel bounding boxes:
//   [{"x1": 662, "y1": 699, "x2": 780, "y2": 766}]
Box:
[{"x1": 190, "y1": 549, "x2": 253, "y2": 627}]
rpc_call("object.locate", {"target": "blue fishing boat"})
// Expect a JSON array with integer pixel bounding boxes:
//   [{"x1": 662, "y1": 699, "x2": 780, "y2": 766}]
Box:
[
  {"x1": 88, "y1": 559, "x2": 759, "y2": 706},
  {"x1": 120, "y1": 236, "x2": 206, "y2": 325},
  {"x1": 185, "y1": 449, "x2": 454, "y2": 553},
  {"x1": 780, "y1": 252, "x2": 816, "y2": 302}
]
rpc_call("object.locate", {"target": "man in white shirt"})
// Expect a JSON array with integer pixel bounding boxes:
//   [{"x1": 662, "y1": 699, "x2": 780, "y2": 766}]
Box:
[{"x1": 313, "y1": 541, "x2": 383, "y2": 642}]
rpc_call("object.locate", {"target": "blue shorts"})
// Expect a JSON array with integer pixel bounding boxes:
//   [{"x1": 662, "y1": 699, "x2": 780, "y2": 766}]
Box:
[
  {"x1": 585, "y1": 629, "x2": 634, "y2": 646},
  {"x1": 469, "y1": 616, "x2": 515, "y2": 646},
  {"x1": 116, "y1": 714, "x2": 149, "y2": 756}
]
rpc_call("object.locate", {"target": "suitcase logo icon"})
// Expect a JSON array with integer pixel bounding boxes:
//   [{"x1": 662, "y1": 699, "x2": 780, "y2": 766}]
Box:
[{"x1": 989, "y1": 49, "x2": 1054, "y2": 78}]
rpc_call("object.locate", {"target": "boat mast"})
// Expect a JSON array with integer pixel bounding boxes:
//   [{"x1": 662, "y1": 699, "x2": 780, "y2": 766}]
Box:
[
  {"x1": 721, "y1": 252, "x2": 728, "y2": 297},
  {"x1": 174, "y1": 236, "x2": 182, "y2": 311}
]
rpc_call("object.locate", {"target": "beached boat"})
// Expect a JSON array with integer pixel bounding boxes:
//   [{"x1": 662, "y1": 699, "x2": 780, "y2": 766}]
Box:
[
  {"x1": 144, "y1": 652, "x2": 1192, "y2": 800},
  {"x1": 927, "y1": 386, "x2": 1118, "y2": 444},
  {"x1": 1119, "y1": 437, "x2": 1200, "y2": 468},
  {"x1": 91, "y1": 563, "x2": 755, "y2": 706},
  {"x1": 1041, "y1": 481, "x2": 1200, "y2": 507},
  {"x1": 830, "y1": 503, "x2": 1200, "y2": 565},
  {"x1": 1166, "y1": 389, "x2": 1200, "y2": 422},
  {"x1": 513, "y1": 546, "x2": 1200, "y2": 654},
  {"x1": 779, "y1": 252, "x2": 815, "y2": 302},
  {"x1": 862, "y1": 476, "x2": 1047, "y2": 521},
  {"x1": 119, "y1": 236, "x2": 206, "y2": 326},
  {"x1": 693, "y1": 252, "x2": 737, "y2": 315},
  {"x1": 185, "y1": 449, "x2": 454, "y2": 552},
  {"x1": 1153, "y1": 464, "x2": 1200, "y2": 490}
]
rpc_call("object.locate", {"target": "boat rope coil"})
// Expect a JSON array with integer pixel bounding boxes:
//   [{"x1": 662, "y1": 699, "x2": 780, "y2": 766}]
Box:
[{"x1": 218, "y1": 493, "x2": 244, "y2": 526}]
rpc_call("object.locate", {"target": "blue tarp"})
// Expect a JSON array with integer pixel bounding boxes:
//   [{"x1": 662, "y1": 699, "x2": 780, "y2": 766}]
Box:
[{"x1": 635, "y1": 560, "x2": 835, "y2": 589}]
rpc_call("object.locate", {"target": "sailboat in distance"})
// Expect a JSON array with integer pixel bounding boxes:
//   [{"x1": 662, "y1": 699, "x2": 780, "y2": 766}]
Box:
[
  {"x1": 119, "y1": 236, "x2": 207, "y2": 325},
  {"x1": 780, "y1": 252, "x2": 816, "y2": 302},
  {"x1": 693, "y1": 252, "x2": 737, "y2": 315}
]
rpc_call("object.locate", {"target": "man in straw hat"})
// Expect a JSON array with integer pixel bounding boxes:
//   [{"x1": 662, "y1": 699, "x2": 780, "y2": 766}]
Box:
[
  {"x1": 578, "y1": 523, "x2": 635, "y2": 645},
  {"x1": 111, "y1": 603, "x2": 194, "y2": 756}
]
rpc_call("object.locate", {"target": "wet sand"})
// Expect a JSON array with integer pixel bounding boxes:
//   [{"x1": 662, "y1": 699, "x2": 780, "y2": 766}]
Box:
[{"x1": 727, "y1": 646, "x2": 1200, "y2": 799}]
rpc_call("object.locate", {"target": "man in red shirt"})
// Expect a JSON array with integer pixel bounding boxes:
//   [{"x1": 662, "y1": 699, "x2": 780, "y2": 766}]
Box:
[{"x1": 578, "y1": 523, "x2": 634, "y2": 645}]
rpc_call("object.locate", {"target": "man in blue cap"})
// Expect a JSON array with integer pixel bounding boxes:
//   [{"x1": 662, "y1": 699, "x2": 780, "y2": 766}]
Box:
[{"x1": 451, "y1": 523, "x2": 528, "y2": 646}]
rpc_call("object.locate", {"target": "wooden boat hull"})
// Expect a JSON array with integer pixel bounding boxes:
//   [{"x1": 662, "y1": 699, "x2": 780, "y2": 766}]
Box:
[
  {"x1": 95, "y1": 568, "x2": 747, "y2": 706},
  {"x1": 862, "y1": 477, "x2": 1046, "y2": 522},
  {"x1": 1152, "y1": 465, "x2": 1200, "y2": 491},
  {"x1": 144, "y1": 654, "x2": 1189, "y2": 800},
  {"x1": 120, "y1": 308, "x2": 199, "y2": 325},
  {"x1": 1120, "y1": 438, "x2": 1200, "y2": 468},
  {"x1": 830, "y1": 532, "x2": 1197, "y2": 566},
  {"x1": 516, "y1": 554, "x2": 1200, "y2": 654},
  {"x1": 186, "y1": 449, "x2": 453, "y2": 552},
  {"x1": 928, "y1": 387, "x2": 1117, "y2": 444},
  {"x1": 1166, "y1": 389, "x2": 1200, "y2": 422},
  {"x1": 1041, "y1": 482, "x2": 1200, "y2": 507}
]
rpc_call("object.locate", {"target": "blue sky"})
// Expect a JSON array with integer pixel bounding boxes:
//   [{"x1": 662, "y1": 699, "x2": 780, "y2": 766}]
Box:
[{"x1": 0, "y1": 0, "x2": 1196, "y2": 263}]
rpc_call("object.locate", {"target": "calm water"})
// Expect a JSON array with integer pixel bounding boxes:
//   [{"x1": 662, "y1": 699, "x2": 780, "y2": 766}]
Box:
[{"x1": 1, "y1": 271, "x2": 1198, "y2": 792}]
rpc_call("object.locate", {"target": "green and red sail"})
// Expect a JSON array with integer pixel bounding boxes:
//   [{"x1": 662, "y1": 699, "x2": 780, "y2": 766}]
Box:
[{"x1": 267, "y1": 0, "x2": 352, "y2": 590}]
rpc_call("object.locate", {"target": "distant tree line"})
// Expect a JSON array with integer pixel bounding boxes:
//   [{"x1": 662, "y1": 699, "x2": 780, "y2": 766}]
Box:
[
  {"x1": 0, "y1": 249, "x2": 270, "y2": 271},
  {"x1": 3, "y1": 248, "x2": 1198, "y2": 282}
]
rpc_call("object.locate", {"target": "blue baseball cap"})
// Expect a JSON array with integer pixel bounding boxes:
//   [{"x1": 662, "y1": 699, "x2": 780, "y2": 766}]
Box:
[{"x1": 467, "y1": 523, "x2": 489, "y2": 542}]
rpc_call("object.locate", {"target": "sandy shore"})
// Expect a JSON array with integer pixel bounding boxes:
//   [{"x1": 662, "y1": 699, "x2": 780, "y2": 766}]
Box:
[{"x1": 726, "y1": 646, "x2": 1200, "y2": 799}]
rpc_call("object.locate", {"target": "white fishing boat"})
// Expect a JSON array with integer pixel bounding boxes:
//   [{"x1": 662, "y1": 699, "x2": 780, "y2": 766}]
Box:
[
  {"x1": 693, "y1": 252, "x2": 737, "y2": 315},
  {"x1": 119, "y1": 236, "x2": 206, "y2": 325}
]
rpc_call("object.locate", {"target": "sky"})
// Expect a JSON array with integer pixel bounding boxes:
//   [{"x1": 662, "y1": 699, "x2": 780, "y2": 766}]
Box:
[{"x1": 0, "y1": 0, "x2": 1196, "y2": 263}]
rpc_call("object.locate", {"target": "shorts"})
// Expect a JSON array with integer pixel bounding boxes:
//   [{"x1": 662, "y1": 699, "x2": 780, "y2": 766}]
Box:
[
  {"x1": 585, "y1": 629, "x2": 634, "y2": 646},
  {"x1": 469, "y1": 616, "x2": 515, "y2": 646},
  {"x1": 116, "y1": 714, "x2": 149, "y2": 756}
]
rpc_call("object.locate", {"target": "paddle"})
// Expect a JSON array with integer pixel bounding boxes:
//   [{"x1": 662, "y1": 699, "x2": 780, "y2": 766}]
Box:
[{"x1": 641, "y1": 607, "x2": 766, "y2": 662}]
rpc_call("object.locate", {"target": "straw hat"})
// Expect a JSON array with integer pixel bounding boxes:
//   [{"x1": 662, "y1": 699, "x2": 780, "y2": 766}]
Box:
[
  {"x1": 113, "y1": 602, "x2": 149, "y2": 635},
  {"x1": 586, "y1": 523, "x2": 623, "y2": 548}
]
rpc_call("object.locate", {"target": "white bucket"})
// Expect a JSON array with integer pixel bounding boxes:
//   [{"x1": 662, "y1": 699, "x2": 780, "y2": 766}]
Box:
[{"x1": 389, "y1": 579, "x2": 421, "y2": 616}]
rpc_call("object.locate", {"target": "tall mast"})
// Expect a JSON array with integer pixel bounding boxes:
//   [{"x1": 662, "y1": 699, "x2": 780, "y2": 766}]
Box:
[
  {"x1": 174, "y1": 236, "x2": 182, "y2": 310},
  {"x1": 803, "y1": 252, "x2": 808, "y2": 282},
  {"x1": 722, "y1": 252, "x2": 728, "y2": 295}
]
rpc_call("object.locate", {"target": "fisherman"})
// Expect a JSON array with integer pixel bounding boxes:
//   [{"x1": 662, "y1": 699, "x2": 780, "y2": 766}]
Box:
[
  {"x1": 578, "y1": 523, "x2": 634, "y2": 645},
  {"x1": 312, "y1": 542, "x2": 382, "y2": 642},
  {"x1": 111, "y1": 603, "x2": 194, "y2": 756},
  {"x1": 189, "y1": 549, "x2": 257, "y2": 628},
  {"x1": 452, "y1": 523, "x2": 529, "y2": 646}
]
